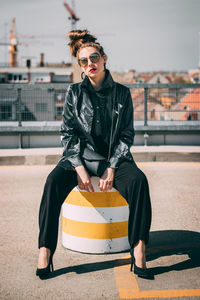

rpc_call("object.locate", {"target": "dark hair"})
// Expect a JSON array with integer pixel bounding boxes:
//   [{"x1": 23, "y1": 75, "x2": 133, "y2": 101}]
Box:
[{"x1": 68, "y1": 29, "x2": 106, "y2": 58}]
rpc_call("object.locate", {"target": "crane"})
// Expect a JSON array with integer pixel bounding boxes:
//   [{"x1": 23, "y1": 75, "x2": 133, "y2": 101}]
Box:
[
  {"x1": 0, "y1": 17, "x2": 23, "y2": 67},
  {"x1": 8, "y1": 17, "x2": 18, "y2": 67},
  {"x1": 0, "y1": 18, "x2": 56, "y2": 67},
  {"x1": 63, "y1": 1, "x2": 80, "y2": 30}
]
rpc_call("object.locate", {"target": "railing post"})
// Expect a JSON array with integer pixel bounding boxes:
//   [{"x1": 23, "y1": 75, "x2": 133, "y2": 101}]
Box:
[
  {"x1": 17, "y1": 88, "x2": 22, "y2": 148},
  {"x1": 17, "y1": 88, "x2": 22, "y2": 127},
  {"x1": 53, "y1": 88, "x2": 57, "y2": 120},
  {"x1": 48, "y1": 87, "x2": 56, "y2": 121},
  {"x1": 18, "y1": 133, "x2": 22, "y2": 149},
  {"x1": 144, "y1": 87, "x2": 148, "y2": 126}
]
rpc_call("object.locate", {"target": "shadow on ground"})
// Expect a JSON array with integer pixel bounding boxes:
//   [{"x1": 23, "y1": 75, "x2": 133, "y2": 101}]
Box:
[
  {"x1": 45, "y1": 230, "x2": 200, "y2": 280},
  {"x1": 146, "y1": 229, "x2": 200, "y2": 276}
]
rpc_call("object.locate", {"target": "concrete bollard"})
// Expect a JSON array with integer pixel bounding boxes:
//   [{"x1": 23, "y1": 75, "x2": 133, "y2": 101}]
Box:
[{"x1": 62, "y1": 176, "x2": 129, "y2": 254}]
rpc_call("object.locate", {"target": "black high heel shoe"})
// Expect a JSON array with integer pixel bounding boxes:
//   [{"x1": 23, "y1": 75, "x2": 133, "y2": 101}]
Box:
[
  {"x1": 36, "y1": 253, "x2": 54, "y2": 279},
  {"x1": 130, "y1": 248, "x2": 154, "y2": 280}
]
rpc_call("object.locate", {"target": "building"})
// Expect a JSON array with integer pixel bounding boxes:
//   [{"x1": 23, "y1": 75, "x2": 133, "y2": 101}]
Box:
[
  {"x1": 0, "y1": 66, "x2": 73, "y2": 121},
  {"x1": 172, "y1": 88, "x2": 200, "y2": 120},
  {"x1": 0, "y1": 66, "x2": 72, "y2": 84}
]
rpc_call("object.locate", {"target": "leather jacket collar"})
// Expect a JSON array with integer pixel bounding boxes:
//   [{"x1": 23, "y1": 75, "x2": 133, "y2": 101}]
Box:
[{"x1": 80, "y1": 69, "x2": 115, "y2": 92}]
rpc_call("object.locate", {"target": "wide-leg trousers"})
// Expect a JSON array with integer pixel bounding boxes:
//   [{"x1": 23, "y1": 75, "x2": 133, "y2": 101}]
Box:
[{"x1": 38, "y1": 160, "x2": 152, "y2": 255}]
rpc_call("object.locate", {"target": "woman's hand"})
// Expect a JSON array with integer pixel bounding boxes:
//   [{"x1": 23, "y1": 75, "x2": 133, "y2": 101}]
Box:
[
  {"x1": 75, "y1": 165, "x2": 95, "y2": 192},
  {"x1": 98, "y1": 168, "x2": 115, "y2": 192}
]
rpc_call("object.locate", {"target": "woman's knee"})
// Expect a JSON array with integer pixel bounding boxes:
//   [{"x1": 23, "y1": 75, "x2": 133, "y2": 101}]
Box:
[
  {"x1": 136, "y1": 169, "x2": 148, "y2": 184},
  {"x1": 45, "y1": 172, "x2": 56, "y2": 187},
  {"x1": 45, "y1": 166, "x2": 78, "y2": 190},
  {"x1": 128, "y1": 167, "x2": 148, "y2": 187},
  {"x1": 115, "y1": 161, "x2": 148, "y2": 187},
  {"x1": 45, "y1": 166, "x2": 65, "y2": 187}
]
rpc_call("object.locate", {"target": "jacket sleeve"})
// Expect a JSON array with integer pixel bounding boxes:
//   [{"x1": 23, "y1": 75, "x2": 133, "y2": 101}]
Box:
[
  {"x1": 60, "y1": 85, "x2": 83, "y2": 169},
  {"x1": 109, "y1": 89, "x2": 135, "y2": 169}
]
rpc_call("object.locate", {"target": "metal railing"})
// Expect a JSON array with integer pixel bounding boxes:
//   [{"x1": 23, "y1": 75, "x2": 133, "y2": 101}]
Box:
[{"x1": 0, "y1": 83, "x2": 200, "y2": 126}]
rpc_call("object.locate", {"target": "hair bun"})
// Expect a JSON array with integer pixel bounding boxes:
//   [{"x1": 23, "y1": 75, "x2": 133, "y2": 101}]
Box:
[{"x1": 68, "y1": 29, "x2": 97, "y2": 57}]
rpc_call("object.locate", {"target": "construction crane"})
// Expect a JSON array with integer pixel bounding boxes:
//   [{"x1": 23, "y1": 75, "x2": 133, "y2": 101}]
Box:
[
  {"x1": 0, "y1": 18, "x2": 57, "y2": 67},
  {"x1": 0, "y1": 17, "x2": 20, "y2": 67},
  {"x1": 8, "y1": 17, "x2": 18, "y2": 67},
  {"x1": 63, "y1": 1, "x2": 80, "y2": 30}
]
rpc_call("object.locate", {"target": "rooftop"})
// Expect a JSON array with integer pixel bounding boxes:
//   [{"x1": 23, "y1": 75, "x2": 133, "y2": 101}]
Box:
[{"x1": 0, "y1": 66, "x2": 72, "y2": 75}]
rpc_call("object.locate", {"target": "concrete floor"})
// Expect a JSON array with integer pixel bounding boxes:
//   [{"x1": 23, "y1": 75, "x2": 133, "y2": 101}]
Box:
[{"x1": 0, "y1": 162, "x2": 200, "y2": 300}]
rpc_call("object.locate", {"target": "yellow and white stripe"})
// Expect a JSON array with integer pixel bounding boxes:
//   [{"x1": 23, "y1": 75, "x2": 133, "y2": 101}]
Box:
[{"x1": 62, "y1": 177, "x2": 129, "y2": 254}]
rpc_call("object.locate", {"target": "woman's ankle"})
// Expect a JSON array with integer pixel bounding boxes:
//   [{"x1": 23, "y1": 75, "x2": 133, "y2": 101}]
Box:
[
  {"x1": 39, "y1": 247, "x2": 50, "y2": 255},
  {"x1": 38, "y1": 247, "x2": 51, "y2": 268},
  {"x1": 133, "y1": 240, "x2": 146, "y2": 269}
]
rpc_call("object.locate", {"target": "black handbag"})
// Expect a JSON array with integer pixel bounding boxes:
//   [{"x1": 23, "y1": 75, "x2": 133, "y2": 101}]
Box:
[
  {"x1": 81, "y1": 88, "x2": 115, "y2": 177},
  {"x1": 82, "y1": 147, "x2": 110, "y2": 177}
]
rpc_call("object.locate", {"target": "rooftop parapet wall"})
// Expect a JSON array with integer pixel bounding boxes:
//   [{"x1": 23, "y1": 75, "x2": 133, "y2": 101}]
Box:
[{"x1": 0, "y1": 120, "x2": 200, "y2": 148}]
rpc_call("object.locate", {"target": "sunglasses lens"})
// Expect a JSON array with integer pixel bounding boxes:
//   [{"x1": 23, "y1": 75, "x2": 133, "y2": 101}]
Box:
[
  {"x1": 90, "y1": 53, "x2": 100, "y2": 63},
  {"x1": 79, "y1": 58, "x2": 88, "y2": 67}
]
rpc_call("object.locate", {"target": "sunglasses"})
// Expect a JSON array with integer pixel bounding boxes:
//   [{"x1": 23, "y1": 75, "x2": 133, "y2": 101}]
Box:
[{"x1": 78, "y1": 52, "x2": 100, "y2": 67}]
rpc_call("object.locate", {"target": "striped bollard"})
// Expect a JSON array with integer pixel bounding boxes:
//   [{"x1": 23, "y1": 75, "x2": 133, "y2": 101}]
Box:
[{"x1": 62, "y1": 176, "x2": 129, "y2": 254}]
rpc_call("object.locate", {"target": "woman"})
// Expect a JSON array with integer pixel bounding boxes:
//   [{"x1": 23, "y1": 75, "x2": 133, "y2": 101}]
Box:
[{"x1": 36, "y1": 29, "x2": 153, "y2": 280}]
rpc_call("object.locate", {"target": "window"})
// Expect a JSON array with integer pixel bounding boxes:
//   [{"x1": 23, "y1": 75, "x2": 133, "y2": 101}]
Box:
[
  {"x1": 56, "y1": 106, "x2": 63, "y2": 116},
  {"x1": 8, "y1": 74, "x2": 12, "y2": 81},
  {"x1": 0, "y1": 104, "x2": 12, "y2": 120},
  {"x1": 35, "y1": 103, "x2": 48, "y2": 113}
]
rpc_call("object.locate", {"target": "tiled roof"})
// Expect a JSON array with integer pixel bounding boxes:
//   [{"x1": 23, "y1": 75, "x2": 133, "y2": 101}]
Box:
[
  {"x1": 176, "y1": 88, "x2": 200, "y2": 110},
  {"x1": 160, "y1": 96, "x2": 175, "y2": 107},
  {"x1": 165, "y1": 75, "x2": 173, "y2": 82},
  {"x1": 131, "y1": 89, "x2": 144, "y2": 104}
]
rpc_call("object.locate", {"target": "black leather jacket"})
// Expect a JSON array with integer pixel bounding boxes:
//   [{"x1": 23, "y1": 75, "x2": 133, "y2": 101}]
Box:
[{"x1": 57, "y1": 70, "x2": 135, "y2": 171}]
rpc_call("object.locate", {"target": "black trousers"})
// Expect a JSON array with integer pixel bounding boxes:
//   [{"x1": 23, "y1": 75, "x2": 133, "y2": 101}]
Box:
[{"x1": 38, "y1": 160, "x2": 152, "y2": 255}]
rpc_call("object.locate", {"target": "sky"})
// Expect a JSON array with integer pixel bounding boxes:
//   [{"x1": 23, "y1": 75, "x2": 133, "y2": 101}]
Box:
[{"x1": 0, "y1": 0, "x2": 200, "y2": 72}]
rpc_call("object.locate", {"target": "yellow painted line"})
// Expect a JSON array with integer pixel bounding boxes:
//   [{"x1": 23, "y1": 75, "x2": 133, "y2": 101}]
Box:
[
  {"x1": 62, "y1": 216, "x2": 128, "y2": 239},
  {"x1": 114, "y1": 254, "x2": 200, "y2": 299},
  {"x1": 119, "y1": 289, "x2": 200, "y2": 299},
  {"x1": 114, "y1": 254, "x2": 140, "y2": 297},
  {"x1": 65, "y1": 190, "x2": 128, "y2": 207}
]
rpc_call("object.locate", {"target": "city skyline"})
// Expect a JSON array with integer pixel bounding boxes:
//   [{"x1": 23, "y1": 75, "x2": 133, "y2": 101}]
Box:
[{"x1": 0, "y1": 0, "x2": 200, "y2": 72}]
